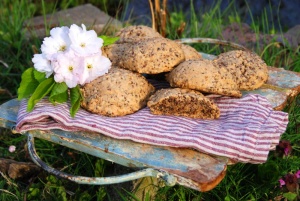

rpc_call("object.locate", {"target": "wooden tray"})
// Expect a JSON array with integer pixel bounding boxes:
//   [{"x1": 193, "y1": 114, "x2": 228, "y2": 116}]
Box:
[{"x1": 0, "y1": 52, "x2": 299, "y2": 192}]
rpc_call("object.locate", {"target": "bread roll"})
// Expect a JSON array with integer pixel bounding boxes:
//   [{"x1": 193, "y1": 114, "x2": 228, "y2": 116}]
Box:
[
  {"x1": 147, "y1": 88, "x2": 220, "y2": 119},
  {"x1": 81, "y1": 68, "x2": 155, "y2": 116}
]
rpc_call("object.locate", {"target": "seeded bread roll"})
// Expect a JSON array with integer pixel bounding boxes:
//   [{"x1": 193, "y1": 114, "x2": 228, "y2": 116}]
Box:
[
  {"x1": 179, "y1": 43, "x2": 202, "y2": 60},
  {"x1": 213, "y1": 50, "x2": 268, "y2": 90},
  {"x1": 119, "y1": 37, "x2": 185, "y2": 74},
  {"x1": 102, "y1": 43, "x2": 130, "y2": 67},
  {"x1": 80, "y1": 68, "x2": 155, "y2": 117},
  {"x1": 166, "y1": 59, "x2": 242, "y2": 97},
  {"x1": 115, "y1": 25, "x2": 162, "y2": 43},
  {"x1": 147, "y1": 88, "x2": 220, "y2": 119}
]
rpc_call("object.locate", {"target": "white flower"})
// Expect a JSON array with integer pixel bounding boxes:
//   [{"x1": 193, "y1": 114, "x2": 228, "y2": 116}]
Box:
[
  {"x1": 8, "y1": 145, "x2": 16, "y2": 153},
  {"x1": 69, "y1": 24, "x2": 103, "y2": 56},
  {"x1": 41, "y1": 26, "x2": 71, "y2": 60},
  {"x1": 32, "y1": 24, "x2": 109, "y2": 88},
  {"x1": 79, "y1": 54, "x2": 111, "y2": 85},
  {"x1": 32, "y1": 53, "x2": 53, "y2": 78},
  {"x1": 52, "y1": 50, "x2": 81, "y2": 88}
]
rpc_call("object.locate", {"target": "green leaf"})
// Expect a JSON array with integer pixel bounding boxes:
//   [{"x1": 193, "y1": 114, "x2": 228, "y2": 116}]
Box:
[
  {"x1": 70, "y1": 85, "x2": 82, "y2": 117},
  {"x1": 99, "y1": 35, "x2": 119, "y2": 46},
  {"x1": 78, "y1": 191, "x2": 92, "y2": 201},
  {"x1": 47, "y1": 175, "x2": 58, "y2": 184},
  {"x1": 283, "y1": 192, "x2": 297, "y2": 201},
  {"x1": 17, "y1": 67, "x2": 39, "y2": 100},
  {"x1": 33, "y1": 69, "x2": 47, "y2": 83},
  {"x1": 27, "y1": 77, "x2": 55, "y2": 112},
  {"x1": 224, "y1": 195, "x2": 231, "y2": 201},
  {"x1": 27, "y1": 187, "x2": 41, "y2": 199},
  {"x1": 49, "y1": 82, "x2": 68, "y2": 104},
  {"x1": 95, "y1": 159, "x2": 106, "y2": 177},
  {"x1": 57, "y1": 186, "x2": 67, "y2": 201}
]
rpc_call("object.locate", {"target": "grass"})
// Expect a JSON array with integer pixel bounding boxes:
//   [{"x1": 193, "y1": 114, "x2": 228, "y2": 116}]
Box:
[{"x1": 0, "y1": 0, "x2": 300, "y2": 200}]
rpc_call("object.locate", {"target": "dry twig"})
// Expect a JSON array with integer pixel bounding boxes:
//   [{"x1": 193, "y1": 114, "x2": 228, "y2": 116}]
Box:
[
  {"x1": 148, "y1": 0, "x2": 168, "y2": 37},
  {"x1": 0, "y1": 59, "x2": 9, "y2": 68},
  {"x1": 0, "y1": 171, "x2": 18, "y2": 188}
]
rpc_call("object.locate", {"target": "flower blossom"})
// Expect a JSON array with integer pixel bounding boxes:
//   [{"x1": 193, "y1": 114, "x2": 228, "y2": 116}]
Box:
[
  {"x1": 79, "y1": 54, "x2": 111, "y2": 85},
  {"x1": 279, "y1": 170, "x2": 300, "y2": 192},
  {"x1": 279, "y1": 178, "x2": 285, "y2": 188},
  {"x1": 8, "y1": 145, "x2": 16, "y2": 153},
  {"x1": 275, "y1": 140, "x2": 292, "y2": 157},
  {"x1": 69, "y1": 24, "x2": 103, "y2": 56},
  {"x1": 53, "y1": 50, "x2": 81, "y2": 88},
  {"x1": 32, "y1": 54, "x2": 53, "y2": 78},
  {"x1": 32, "y1": 24, "x2": 111, "y2": 88},
  {"x1": 41, "y1": 26, "x2": 71, "y2": 60}
]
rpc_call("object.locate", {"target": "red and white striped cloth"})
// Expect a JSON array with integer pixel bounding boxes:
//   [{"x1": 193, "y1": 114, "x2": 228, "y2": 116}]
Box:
[{"x1": 16, "y1": 93, "x2": 288, "y2": 164}]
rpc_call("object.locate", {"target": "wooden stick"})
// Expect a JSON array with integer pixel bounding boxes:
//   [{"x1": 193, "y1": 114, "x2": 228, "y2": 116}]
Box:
[{"x1": 148, "y1": 0, "x2": 155, "y2": 30}]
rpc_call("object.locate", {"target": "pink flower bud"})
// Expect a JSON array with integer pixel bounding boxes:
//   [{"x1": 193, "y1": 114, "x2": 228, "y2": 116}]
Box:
[
  {"x1": 279, "y1": 178, "x2": 286, "y2": 187},
  {"x1": 8, "y1": 145, "x2": 16, "y2": 153},
  {"x1": 295, "y1": 170, "x2": 300, "y2": 179}
]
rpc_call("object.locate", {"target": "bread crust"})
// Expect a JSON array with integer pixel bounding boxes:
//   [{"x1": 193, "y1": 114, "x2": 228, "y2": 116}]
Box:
[
  {"x1": 179, "y1": 43, "x2": 202, "y2": 60},
  {"x1": 115, "y1": 25, "x2": 162, "y2": 43}
]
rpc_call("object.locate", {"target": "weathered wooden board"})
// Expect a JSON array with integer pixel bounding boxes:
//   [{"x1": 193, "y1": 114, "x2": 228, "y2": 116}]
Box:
[{"x1": 243, "y1": 67, "x2": 300, "y2": 110}]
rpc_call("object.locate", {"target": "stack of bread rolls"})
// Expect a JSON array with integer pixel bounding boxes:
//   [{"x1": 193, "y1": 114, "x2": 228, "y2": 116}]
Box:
[{"x1": 80, "y1": 25, "x2": 268, "y2": 119}]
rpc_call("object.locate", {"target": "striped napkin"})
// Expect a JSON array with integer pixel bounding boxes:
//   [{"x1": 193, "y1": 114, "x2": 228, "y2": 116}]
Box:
[{"x1": 16, "y1": 88, "x2": 288, "y2": 164}]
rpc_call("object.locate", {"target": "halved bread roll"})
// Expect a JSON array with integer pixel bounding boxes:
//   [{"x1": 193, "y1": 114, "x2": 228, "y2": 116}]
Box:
[{"x1": 147, "y1": 88, "x2": 220, "y2": 119}]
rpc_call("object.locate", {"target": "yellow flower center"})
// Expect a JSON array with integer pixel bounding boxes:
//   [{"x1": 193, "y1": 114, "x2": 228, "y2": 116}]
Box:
[
  {"x1": 59, "y1": 45, "x2": 66, "y2": 51},
  {"x1": 87, "y1": 64, "x2": 92, "y2": 69},
  {"x1": 68, "y1": 66, "x2": 73, "y2": 71},
  {"x1": 80, "y1": 43, "x2": 86, "y2": 48}
]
